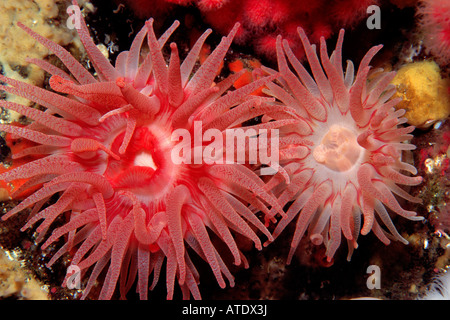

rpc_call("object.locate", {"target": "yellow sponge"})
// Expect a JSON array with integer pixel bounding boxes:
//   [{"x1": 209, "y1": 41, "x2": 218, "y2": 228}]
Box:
[{"x1": 391, "y1": 60, "x2": 450, "y2": 128}]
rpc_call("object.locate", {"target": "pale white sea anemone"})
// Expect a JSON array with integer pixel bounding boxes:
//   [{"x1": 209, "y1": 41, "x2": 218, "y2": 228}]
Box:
[{"x1": 263, "y1": 28, "x2": 423, "y2": 263}]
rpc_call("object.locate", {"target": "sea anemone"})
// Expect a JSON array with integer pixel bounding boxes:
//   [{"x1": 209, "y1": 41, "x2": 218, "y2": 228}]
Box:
[
  {"x1": 0, "y1": 10, "x2": 287, "y2": 299},
  {"x1": 262, "y1": 28, "x2": 423, "y2": 263},
  {"x1": 416, "y1": 0, "x2": 450, "y2": 66}
]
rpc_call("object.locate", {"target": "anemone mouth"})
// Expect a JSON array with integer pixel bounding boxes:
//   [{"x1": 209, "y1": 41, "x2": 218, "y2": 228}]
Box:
[
  {"x1": 106, "y1": 123, "x2": 178, "y2": 198},
  {"x1": 312, "y1": 124, "x2": 363, "y2": 172}
]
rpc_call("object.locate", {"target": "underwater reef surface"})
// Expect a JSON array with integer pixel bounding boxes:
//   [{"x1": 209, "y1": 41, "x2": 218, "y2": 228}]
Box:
[{"x1": 0, "y1": 0, "x2": 448, "y2": 300}]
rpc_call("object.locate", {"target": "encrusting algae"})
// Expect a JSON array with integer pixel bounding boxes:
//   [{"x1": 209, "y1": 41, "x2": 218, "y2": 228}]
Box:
[
  {"x1": 0, "y1": 248, "x2": 48, "y2": 299},
  {"x1": 0, "y1": 0, "x2": 90, "y2": 122}
]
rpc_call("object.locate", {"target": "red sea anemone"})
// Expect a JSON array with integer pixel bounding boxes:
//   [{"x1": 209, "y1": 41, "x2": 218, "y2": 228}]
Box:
[
  {"x1": 0, "y1": 12, "x2": 287, "y2": 299},
  {"x1": 416, "y1": 0, "x2": 450, "y2": 66},
  {"x1": 262, "y1": 28, "x2": 423, "y2": 263}
]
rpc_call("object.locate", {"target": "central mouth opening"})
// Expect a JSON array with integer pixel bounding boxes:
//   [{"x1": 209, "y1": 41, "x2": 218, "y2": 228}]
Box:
[
  {"x1": 106, "y1": 125, "x2": 166, "y2": 190},
  {"x1": 312, "y1": 125, "x2": 362, "y2": 172},
  {"x1": 134, "y1": 151, "x2": 158, "y2": 171}
]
